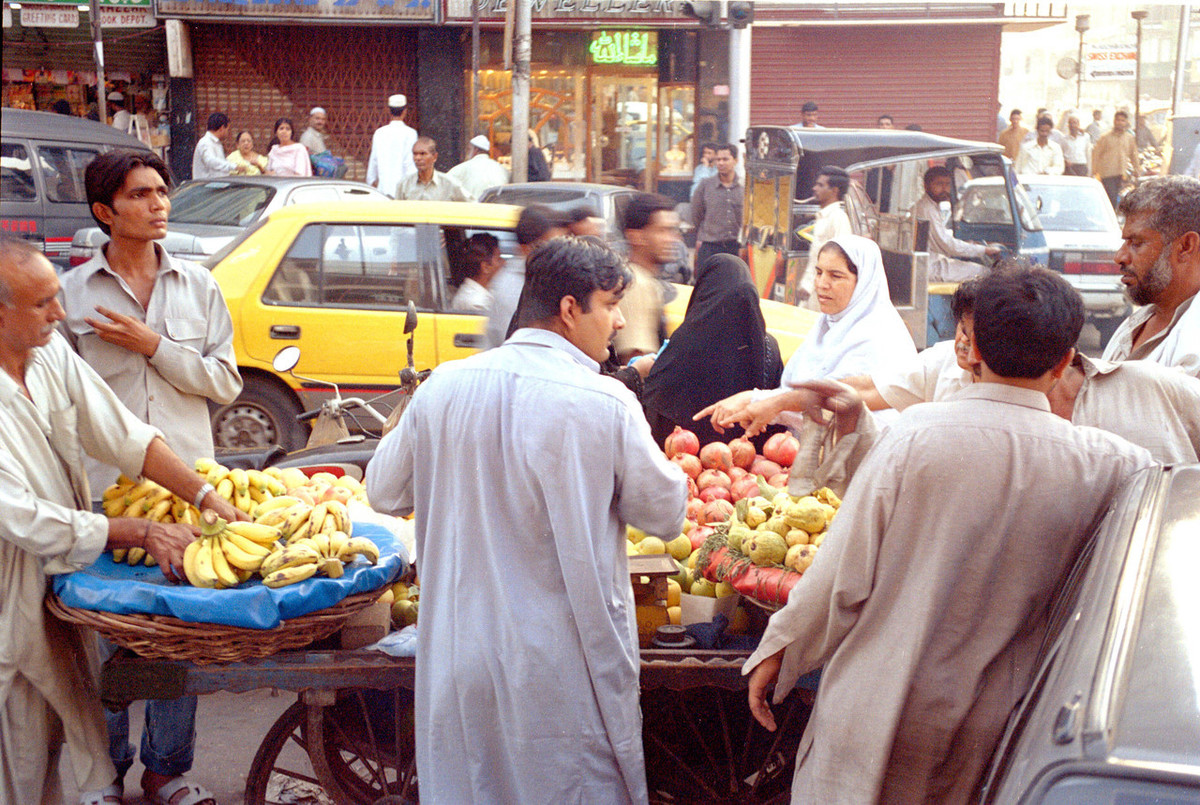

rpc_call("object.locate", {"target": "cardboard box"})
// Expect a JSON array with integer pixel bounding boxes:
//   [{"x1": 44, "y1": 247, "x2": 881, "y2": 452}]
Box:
[
  {"x1": 679, "y1": 592, "x2": 739, "y2": 626},
  {"x1": 338, "y1": 600, "x2": 391, "y2": 649}
]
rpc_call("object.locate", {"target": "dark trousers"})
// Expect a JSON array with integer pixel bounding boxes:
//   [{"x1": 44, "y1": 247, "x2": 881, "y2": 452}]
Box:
[
  {"x1": 696, "y1": 239, "x2": 740, "y2": 272},
  {"x1": 1065, "y1": 163, "x2": 1089, "y2": 176},
  {"x1": 1101, "y1": 176, "x2": 1123, "y2": 208}
]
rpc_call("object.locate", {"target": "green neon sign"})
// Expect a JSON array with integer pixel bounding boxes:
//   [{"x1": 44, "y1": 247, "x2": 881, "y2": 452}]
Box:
[{"x1": 589, "y1": 31, "x2": 657, "y2": 66}]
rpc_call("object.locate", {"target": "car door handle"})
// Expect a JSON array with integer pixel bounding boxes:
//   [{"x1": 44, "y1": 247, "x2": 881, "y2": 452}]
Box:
[
  {"x1": 454, "y1": 333, "x2": 484, "y2": 349},
  {"x1": 270, "y1": 325, "x2": 301, "y2": 340}
]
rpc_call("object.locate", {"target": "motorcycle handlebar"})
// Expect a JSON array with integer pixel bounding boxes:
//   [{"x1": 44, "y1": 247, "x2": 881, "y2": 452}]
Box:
[{"x1": 297, "y1": 408, "x2": 323, "y2": 423}]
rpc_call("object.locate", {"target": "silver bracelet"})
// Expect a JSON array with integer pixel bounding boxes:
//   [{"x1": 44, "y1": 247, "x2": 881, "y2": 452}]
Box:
[{"x1": 193, "y1": 482, "x2": 215, "y2": 509}]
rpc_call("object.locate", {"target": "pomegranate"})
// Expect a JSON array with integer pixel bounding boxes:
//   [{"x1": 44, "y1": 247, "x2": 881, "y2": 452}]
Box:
[
  {"x1": 696, "y1": 469, "x2": 731, "y2": 492},
  {"x1": 728, "y1": 437, "x2": 756, "y2": 470},
  {"x1": 764, "y1": 432, "x2": 801, "y2": 467},
  {"x1": 699, "y1": 441, "x2": 734, "y2": 472},
  {"x1": 768, "y1": 472, "x2": 790, "y2": 489},
  {"x1": 686, "y1": 497, "x2": 705, "y2": 522},
  {"x1": 688, "y1": 525, "x2": 715, "y2": 551},
  {"x1": 750, "y1": 457, "x2": 783, "y2": 479},
  {"x1": 701, "y1": 499, "x2": 735, "y2": 525},
  {"x1": 699, "y1": 486, "x2": 731, "y2": 503},
  {"x1": 671, "y1": 453, "x2": 703, "y2": 480},
  {"x1": 687, "y1": 477, "x2": 699, "y2": 498},
  {"x1": 664, "y1": 426, "x2": 700, "y2": 459},
  {"x1": 729, "y1": 476, "x2": 760, "y2": 502},
  {"x1": 727, "y1": 466, "x2": 749, "y2": 483}
]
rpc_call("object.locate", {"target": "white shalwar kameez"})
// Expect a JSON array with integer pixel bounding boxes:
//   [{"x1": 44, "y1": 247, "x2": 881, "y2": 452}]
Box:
[
  {"x1": 1101, "y1": 292, "x2": 1200, "y2": 378},
  {"x1": 0, "y1": 333, "x2": 160, "y2": 802},
  {"x1": 367, "y1": 328, "x2": 688, "y2": 805}
]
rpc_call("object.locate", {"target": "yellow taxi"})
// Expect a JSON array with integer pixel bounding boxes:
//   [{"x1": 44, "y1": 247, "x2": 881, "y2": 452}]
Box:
[{"x1": 210, "y1": 200, "x2": 816, "y2": 451}]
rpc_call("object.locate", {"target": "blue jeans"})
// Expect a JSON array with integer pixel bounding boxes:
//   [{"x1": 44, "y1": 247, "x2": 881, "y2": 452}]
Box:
[{"x1": 927, "y1": 292, "x2": 956, "y2": 346}]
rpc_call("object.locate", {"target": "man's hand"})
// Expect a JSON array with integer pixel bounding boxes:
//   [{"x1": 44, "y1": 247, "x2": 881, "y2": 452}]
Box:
[
  {"x1": 631, "y1": 355, "x2": 656, "y2": 379},
  {"x1": 144, "y1": 521, "x2": 199, "y2": 582},
  {"x1": 786, "y1": 379, "x2": 864, "y2": 437},
  {"x1": 693, "y1": 390, "x2": 755, "y2": 434},
  {"x1": 85, "y1": 306, "x2": 161, "y2": 357},
  {"x1": 200, "y1": 490, "x2": 251, "y2": 523},
  {"x1": 747, "y1": 648, "x2": 785, "y2": 732}
]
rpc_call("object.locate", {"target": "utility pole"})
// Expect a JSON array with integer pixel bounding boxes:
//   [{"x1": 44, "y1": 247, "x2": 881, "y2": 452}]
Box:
[
  {"x1": 1172, "y1": 5, "x2": 1192, "y2": 117},
  {"x1": 1132, "y1": 9, "x2": 1147, "y2": 184},
  {"x1": 1074, "y1": 14, "x2": 1089, "y2": 110},
  {"x1": 728, "y1": 10, "x2": 751, "y2": 152},
  {"x1": 470, "y1": 0, "x2": 481, "y2": 146},
  {"x1": 511, "y1": 0, "x2": 530, "y2": 182},
  {"x1": 89, "y1": 0, "x2": 106, "y2": 121}
]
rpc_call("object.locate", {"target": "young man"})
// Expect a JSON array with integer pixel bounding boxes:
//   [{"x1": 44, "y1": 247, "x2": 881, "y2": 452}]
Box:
[
  {"x1": 0, "y1": 235, "x2": 239, "y2": 805},
  {"x1": 744, "y1": 266, "x2": 1153, "y2": 803},
  {"x1": 366, "y1": 93, "x2": 417, "y2": 198},
  {"x1": 691, "y1": 143, "x2": 743, "y2": 270},
  {"x1": 394, "y1": 136, "x2": 472, "y2": 202},
  {"x1": 449, "y1": 232, "x2": 502, "y2": 314},
  {"x1": 365, "y1": 236, "x2": 687, "y2": 804},
  {"x1": 799, "y1": 165, "x2": 853, "y2": 310},
  {"x1": 615, "y1": 192, "x2": 681, "y2": 363},
  {"x1": 1102, "y1": 175, "x2": 1200, "y2": 376},
  {"x1": 799, "y1": 100, "x2": 823, "y2": 128},
  {"x1": 997, "y1": 108, "x2": 1027, "y2": 161},
  {"x1": 1092, "y1": 110, "x2": 1138, "y2": 208},
  {"x1": 60, "y1": 149, "x2": 243, "y2": 805},
  {"x1": 1016, "y1": 116, "x2": 1065, "y2": 175},
  {"x1": 190, "y1": 112, "x2": 243, "y2": 179},
  {"x1": 689, "y1": 143, "x2": 717, "y2": 199},
  {"x1": 877, "y1": 114, "x2": 894, "y2": 129},
  {"x1": 1061, "y1": 115, "x2": 1093, "y2": 176}
]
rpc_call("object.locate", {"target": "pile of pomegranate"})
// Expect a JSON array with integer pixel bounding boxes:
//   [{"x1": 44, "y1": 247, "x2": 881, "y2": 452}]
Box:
[{"x1": 664, "y1": 426, "x2": 801, "y2": 545}]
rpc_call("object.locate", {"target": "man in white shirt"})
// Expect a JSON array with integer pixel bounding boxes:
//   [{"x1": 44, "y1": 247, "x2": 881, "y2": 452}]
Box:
[
  {"x1": 446, "y1": 135, "x2": 509, "y2": 199},
  {"x1": 190, "y1": 112, "x2": 242, "y2": 180},
  {"x1": 1086, "y1": 108, "x2": 1105, "y2": 142},
  {"x1": 1016, "y1": 116, "x2": 1065, "y2": 175},
  {"x1": 395, "y1": 137, "x2": 472, "y2": 202},
  {"x1": 1061, "y1": 115, "x2": 1093, "y2": 176},
  {"x1": 108, "y1": 92, "x2": 131, "y2": 132},
  {"x1": 483, "y1": 205, "x2": 568, "y2": 349},
  {"x1": 799, "y1": 166, "x2": 853, "y2": 310},
  {"x1": 366, "y1": 236, "x2": 687, "y2": 804},
  {"x1": 1102, "y1": 175, "x2": 1200, "y2": 377},
  {"x1": 366, "y1": 94, "x2": 418, "y2": 198},
  {"x1": 299, "y1": 107, "x2": 328, "y2": 155},
  {"x1": 449, "y1": 233, "x2": 502, "y2": 314}
]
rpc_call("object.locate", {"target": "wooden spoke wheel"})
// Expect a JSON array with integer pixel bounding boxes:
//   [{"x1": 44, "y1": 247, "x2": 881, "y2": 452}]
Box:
[
  {"x1": 245, "y1": 690, "x2": 418, "y2": 805},
  {"x1": 641, "y1": 685, "x2": 811, "y2": 804}
]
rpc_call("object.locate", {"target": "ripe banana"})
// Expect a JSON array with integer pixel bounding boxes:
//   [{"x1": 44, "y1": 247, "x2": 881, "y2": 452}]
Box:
[
  {"x1": 191, "y1": 537, "x2": 219, "y2": 588},
  {"x1": 327, "y1": 501, "x2": 350, "y2": 534},
  {"x1": 265, "y1": 477, "x2": 287, "y2": 497},
  {"x1": 143, "y1": 552, "x2": 157, "y2": 567},
  {"x1": 208, "y1": 535, "x2": 241, "y2": 588},
  {"x1": 328, "y1": 530, "x2": 349, "y2": 560},
  {"x1": 194, "y1": 457, "x2": 219, "y2": 475},
  {"x1": 276, "y1": 503, "x2": 313, "y2": 539},
  {"x1": 112, "y1": 548, "x2": 128, "y2": 563},
  {"x1": 215, "y1": 477, "x2": 235, "y2": 501},
  {"x1": 102, "y1": 484, "x2": 128, "y2": 502},
  {"x1": 233, "y1": 488, "x2": 254, "y2": 514},
  {"x1": 103, "y1": 497, "x2": 127, "y2": 518},
  {"x1": 121, "y1": 499, "x2": 145, "y2": 518},
  {"x1": 146, "y1": 499, "x2": 173, "y2": 523},
  {"x1": 320, "y1": 557, "x2": 344, "y2": 579},
  {"x1": 182, "y1": 539, "x2": 203, "y2": 587},
  {"x1": 260, "y1": 542, "x2": 320, "y2": 576},
  {"x1": 225, "y1": 521, "x2": 282, "y2": 546},
  {"x1": 340, "y1": 537, "x2": 380, "y2": 565},
  {"x1": 205, "y1": 464, "x2": 229, "y2": 487},
  {"x1": 253, "y1": 496, "x2": 303, "y2": 521},
  {"x1": 246, "y1": 469, "x2": 271, "y2": 493},
  {"x1": 127, "y1": 546, "x2": 146, "y2": 566},
  {"x1": 229, "y1": 468, "x2": 249, "y2": 495},
  {"x1": 124, "y1": 479, "x2": 159, "y2": 506},
  {"x1": 262, "y1": 562, "x2": 319, "y2": 588}
]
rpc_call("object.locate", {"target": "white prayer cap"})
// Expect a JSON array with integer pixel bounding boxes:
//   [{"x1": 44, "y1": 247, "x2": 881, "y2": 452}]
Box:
[
  {"x1": 310, "y1": 107, "x2": 326, "y2": 116},
  {"x1": 470, "y1": 135, "x2": 490, "y2": 151},
  {"x1": 109, "y1": 91, "x2": 124, "y2": 102},
  {"x1": 387, "y1": 94, "x2": 407, "y2": 108}
]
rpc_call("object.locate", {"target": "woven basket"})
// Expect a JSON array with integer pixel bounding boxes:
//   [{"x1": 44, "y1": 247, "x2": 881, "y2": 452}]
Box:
[{"x1": 46, "y1": 590, "x2": 380, "y2": 665}]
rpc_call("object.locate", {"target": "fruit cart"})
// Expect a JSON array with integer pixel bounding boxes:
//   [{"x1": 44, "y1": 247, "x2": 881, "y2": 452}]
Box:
[{"x1": 96, "y1": 641, "x2": 813, "y2": 805}]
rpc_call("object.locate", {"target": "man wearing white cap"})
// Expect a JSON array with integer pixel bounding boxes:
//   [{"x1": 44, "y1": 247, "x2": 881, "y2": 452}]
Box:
[
  {"x1": 108, "y1": 92, "x2": 131, "y2": 132},
  {"x1": 300, "y1": 107, "x2": 329, "y2": 155},
  {"x1": 366, "y1": 94, "x2": 418, "y2": 198},
  {"x1": 446, "y1": 134, "x2": 510, "y2": 199}
]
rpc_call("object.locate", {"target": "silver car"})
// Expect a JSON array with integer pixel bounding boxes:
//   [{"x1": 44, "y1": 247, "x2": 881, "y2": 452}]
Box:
[
  {"x1": 981, "y1": 463, "x2": 1200, "y2": 802},
  {"x1": 68, "y1": 175, "x2": 386, "y2": 267}
]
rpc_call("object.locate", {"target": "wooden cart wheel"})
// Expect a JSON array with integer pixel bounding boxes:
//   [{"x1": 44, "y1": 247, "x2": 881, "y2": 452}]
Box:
[
  {"x1": 243, "y1": 700, "x2": 329, "y2": 805},
  {"x1": 641, "y1": 684, "x2": 811, "y2": 804}
]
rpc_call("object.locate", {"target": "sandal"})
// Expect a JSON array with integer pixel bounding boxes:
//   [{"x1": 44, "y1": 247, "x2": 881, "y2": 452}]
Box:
[
  {"x1": 146, "y1": 776, "x2": 217, "y2": 805},
  {"x1": 79, "y1": 783, "x2": 122, "y2": 805}
]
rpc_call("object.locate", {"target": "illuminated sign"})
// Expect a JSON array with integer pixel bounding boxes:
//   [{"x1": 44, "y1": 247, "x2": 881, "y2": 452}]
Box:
[{"x1": 589, "y1": 30, "x2": 657, "y2": 66}]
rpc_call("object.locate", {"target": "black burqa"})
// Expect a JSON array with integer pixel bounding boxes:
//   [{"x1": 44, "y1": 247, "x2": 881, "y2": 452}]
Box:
[{"x1": 642, "y1": 254, "x2": 784, "y2": 447}]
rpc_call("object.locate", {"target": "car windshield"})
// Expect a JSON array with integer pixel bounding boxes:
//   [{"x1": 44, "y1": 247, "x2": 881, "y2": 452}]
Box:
[
  {"x1": 1022, "y1": 183, "x2": 1117, "y2": 233},
  {"x1": 484, "y1": 187, "x2": 588, "y2": 207},
  {"x1": 170, "y1": 182, "x2": 275, "y2": 227}
]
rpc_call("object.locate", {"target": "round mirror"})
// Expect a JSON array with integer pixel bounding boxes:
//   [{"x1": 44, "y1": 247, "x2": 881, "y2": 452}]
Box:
[
  {"x1": 403, "y1": 300, "x2": 419, "y2": 335},
  {"x1": 272, "y1": 345, "x2": 301, "y2": 373}
]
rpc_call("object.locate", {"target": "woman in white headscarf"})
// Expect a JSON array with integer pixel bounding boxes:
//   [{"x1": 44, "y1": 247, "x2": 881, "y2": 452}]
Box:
[{"x1": 697, "y1": 233, "x2": 916, "y2": 436}]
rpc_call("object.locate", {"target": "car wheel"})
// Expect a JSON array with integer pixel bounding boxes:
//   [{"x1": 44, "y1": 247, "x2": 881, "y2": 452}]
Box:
[{"x1": 211, "y1": 377, "x2": 307, "y2": 453}]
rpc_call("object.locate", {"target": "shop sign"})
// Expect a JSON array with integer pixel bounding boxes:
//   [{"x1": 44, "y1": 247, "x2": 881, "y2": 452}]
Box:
[
  {"x1": 156, "y1": 0, "x2": 434, "y2": 21},
  {"x1": 3, "y1": 6, "x2": 12, "y2": 27},
  {"x1": 100, "y1": 5, "x2": 156, "y2": 24},
  {"x1": 589, "y1": 30, "x2": 656, "y2": 66},
  {"x1": 17, "y1": 0, "x2": 152, "y2": 6},
  {"x1": 446, "y1": 0, "x2": 682, "y2": 23},
  {"x1": 20, "y1": 3, "x2": 79, "y2": 26},
  {"x1": 1084, "y1": 44, "x2": 1136, "y2": 81}
]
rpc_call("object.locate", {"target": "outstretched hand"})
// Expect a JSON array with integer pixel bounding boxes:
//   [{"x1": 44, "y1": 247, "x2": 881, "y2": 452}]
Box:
[
  {"x1": 785, "y1": 379, "x2": 864, "y2": 437},
  {"x1": 693, "y1": 390, "x2": 755, "y2": 435}
]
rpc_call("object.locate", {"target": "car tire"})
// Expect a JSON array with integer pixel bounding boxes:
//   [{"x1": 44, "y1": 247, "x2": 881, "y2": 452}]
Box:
[{"x1": 210, "y1": 377, "x2": 308, "y2": 453}]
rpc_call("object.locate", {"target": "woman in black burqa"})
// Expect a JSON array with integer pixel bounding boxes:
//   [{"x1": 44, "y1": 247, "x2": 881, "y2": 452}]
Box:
[{"x1": 642, "y1": 253, "x2": 784, "y2": 448}]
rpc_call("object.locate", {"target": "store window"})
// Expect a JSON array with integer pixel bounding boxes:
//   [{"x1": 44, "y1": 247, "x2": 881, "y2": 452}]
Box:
[
  {"x1": 474, "y1": 68, "x2": 587, "y2": 181},
  {"x1": 1, "y1": 143, "x2": 37, "y2": 202},
  {"x1": 36, "y1": 145, "x2": 99, "y2": 204}
]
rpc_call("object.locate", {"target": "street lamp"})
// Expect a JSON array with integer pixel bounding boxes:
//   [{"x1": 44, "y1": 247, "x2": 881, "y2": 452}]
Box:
[
  {"x1": 1075, "y1": 14, "x2": 1090, "y2": 109},
  {"x1": 1131, "y1": 9, "x2": 1148, "y2": 183}
]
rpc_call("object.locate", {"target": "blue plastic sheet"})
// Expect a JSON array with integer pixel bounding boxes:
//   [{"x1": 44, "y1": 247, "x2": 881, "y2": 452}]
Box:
[{"x1": 51, "y1": 522, "x2": 407, "y2": 630}]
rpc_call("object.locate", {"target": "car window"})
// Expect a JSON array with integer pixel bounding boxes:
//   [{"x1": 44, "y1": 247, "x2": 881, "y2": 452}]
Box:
[
  {"x1": 485, "y1": 187, "x2": 586, "y2": 207},
  {"x1": 36, "y1": 145, "x2": 99, "y2": 203},
  {"x1": 958, "y1": 183, "x2": 1014, "y2": 226},
  {"x1": 1, "y1": 143, "x2": 38, "y2": 202},
  {"x1": 170, "y1": 182, "x2": 274, "y2": 227},
  {"x1": 286, "y1": 185, "x2": 342, "y2": 206},
  {"x1": 1022, "y1": 184, "x2": 1114, "y2": 233},
  {"x1": 611, "y1": 192, "x2": 632, "y2": 232},
  {"x1": 438, "y1": 225, "x2": 519, "y2": 310}
]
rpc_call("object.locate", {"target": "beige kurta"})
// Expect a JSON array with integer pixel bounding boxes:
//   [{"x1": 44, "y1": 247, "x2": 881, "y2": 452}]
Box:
[
  {"x1": 745, "y1": 383, "x2": 1152, "y2": 804},
  {"x1": 1101, "y1": 293, "x2": 1200, "y2": 378},
  {"x1": 0, "y1": 332, "x2": 160, "y2": 802},
  {"x1": 613, "y1": 262, "x2": 664, "y2": 359}
]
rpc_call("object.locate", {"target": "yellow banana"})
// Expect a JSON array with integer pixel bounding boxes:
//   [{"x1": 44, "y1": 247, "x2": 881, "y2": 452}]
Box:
[
  {"x1": 233, "y1": 488, "x2": 254, "y2": 514},
  {"x1": 253, "y1": 496, "x2": 303, "y2": 520},
  {"x1": 102, "y1": 484, "x2": 128, "y2": 502},
  {"x1": 234, "y1": 568, "x2": 254, "y2": 584},
  {"x1": 146, "y1": 498, "x2": 173, "y2": 523},
  {"x1": 215, "y1": 477, "x2": 235, "y2": 501},
  {"x1": 171, "y1": 497, "x2": 188, "y2": 520},
  {"x1": 320, "y1": 557, "x2": 344, "y2": 579},
  {"x1": 262, "y1": 562, "x2": 319, "y2": 588},
  {"x1": 225, "y1": 521, "x2": 283, "y2": 546},
  {"x1": 341, "y1": 537, "x2": 380, "y2": 565},
  {"x1": 182, "y1": 539, "x2": 203, "y2": 586},
  {"x1": 308, "y1": 502, "x2": 329, "y2": 534},
  {"x1": 265, "y1": 478, "x2": 287, "y2": 497},
  {"x1": 205, "y1": 464, "x2": 230, "y2": 486},
  {"x1": 221, "y1": 530, "x2": 271, "y2": 561},
  {"x1": 328, "y1": 530, "x2": 349, "y2": 561},
  {"x1": 116, "y1": 473, "x2": 137, "y2": 487},
  {"x1": 192, "y1": 537, "x2": 219, "y2": 588},
  {"x1": 143, "y1": 552, "x2": 157, "y2": 567},
  {"x1": 229, "y1": 468, "x2": 249, "y2": 495},
  {"x1": 318, "y1": 510, "x2": 338, "y2": 536},
  {"x1": 248, "y1": 485, "x2": 269, "y2": 505},
  {"x1": 245, "y1": 469, "x2": 271, "y2": 493},
  {"x1": 121, "y1": 499, "x2": 146, "y2": 518},
  {"x1": 288, "y1": 517, "x2": 313, "y2": 543},
  {"x1": 178, "y1": 506, "x2": 200, "y2": 527},
  {"x1": 112, "y1": 548, "x2": 128, "y2": 563},
  {"x1": 124, "y1": 479, "x2": 158, "y2": 506},
  {"x1": 208, "y1": 535, "x2": 241, "y2": 588},
  {"x1": 311, "y1": 532, "x2": 331, "y2": 558},
  {"x1": 328, "y1": 501, "x2": 351, "y2": 534},
  {"x1": 194, "y1": 457, "x2": 219, "y2": 475},
  {"x1": 265, "y1": 542, "x2": 321, "y2": 574},
  {"x1": 103, "y1": 498, "x2": 127, "y2": 518},
  {"x1": 127, "y1": 546, "x2": 146, "y2": 565},
  {"x1": 276, "y1": 503, "x2": 313, "y2": 538}
]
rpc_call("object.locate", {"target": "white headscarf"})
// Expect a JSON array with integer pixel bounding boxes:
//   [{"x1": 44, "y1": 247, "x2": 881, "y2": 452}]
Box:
[{"x1": 781, "y1": 234, "x2": 917, "y2": 385}]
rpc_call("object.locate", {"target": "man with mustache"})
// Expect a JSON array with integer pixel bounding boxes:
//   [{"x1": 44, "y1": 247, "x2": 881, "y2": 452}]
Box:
[{"x1": 1102, "y1": 175, "x2": 1200, "y2": 378}]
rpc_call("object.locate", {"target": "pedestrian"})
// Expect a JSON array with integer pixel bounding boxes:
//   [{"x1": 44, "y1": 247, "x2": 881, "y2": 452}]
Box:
[
  {"x1": 1061, "y1": 114, "x2": 1092, "y2": 176},
  {"x1": 689, "y1": 143, "x2": 717, "y2": 199},
  {"x1": 228, "y1": 130, "x2": 268, "y2": 176},
  {"x1": 527, "y1": 130, "x2": 552, "y2": 182},
  {"x1": 299, "y1": 107, "x2": 328, "y2": 155},
  {"x1": 394, "y1": 136, "x2": 471, "y2": 201},
  {"x1": 799, "y1": 100, "x2": 822, "y2": 128},
  {"x1": 1102, "y1": 175, "x2": 1200, "y2": 377},
  {"x1": 798, "y1": 165, "x2": 853, "y2": 310},
  {"x1": 445, "y1": 134, "x2": 509, "y2": 199},
  {"x1": 51, "y1": 99, "x2": 73, "y2": 116},
  {"x1": 743, "y1": 265, "x2": 1152, "y2": 803},
  {"x1": 483, "y1": 204, "x2": 568, "y2": 348},
  {"x1": 266, "y1": 118, "x2": 312, "y2": 177},
  {"x1": 108, "y1": 91, "x2": 131, "y2": 132},
  {"x1": 1016, "y1": 116, "x2": 1065, "y2": 175},
  {"x1": 691, "y1": 143, "x2": 743, "y2": 271},
  {"x1": 449, "y1": 232, "x2": 503, "y2": 314},
  {"x1": 566, "y1": 204, "x2": 605, "y2": 238},
  {"x1": 877, "y1": 114, "x2": 894, "y2": 129},
  {"x1": 365, "y1": 235, "x2": 688, "y2": 804},
  {"x1": 191, "y1": 112, "x2": 243, "y2": 179},
  {"x1": 1091, "y1": 110, "x2": 1137, "y2": 208},
  {"x1": 1085, "y1": 108, "x2": 1105, "y2": 142},
  {"x1": 995, "y1": 102, "x2": 1006, "y2": 138},
  {"x1": 61, "y1": 148, "x2": 243, "y2": 805},
  {"x1": 997, "y1": 108, "x2": 1027, "y2": 161},
  {"x1": 614, "y1": 193, "x2": 680, "y2": 364},
  {"x1": 366, "y1": 94, "x2": 417, "y2": 198},
  {"x1": 0, "y1": 234, "x2": 241, "y2": 805}
]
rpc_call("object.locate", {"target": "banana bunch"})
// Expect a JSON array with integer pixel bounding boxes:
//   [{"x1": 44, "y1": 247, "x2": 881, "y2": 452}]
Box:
[
  {"x1": 195, "y1": 459, "x2": 287, "y2": 514},
  {"x1": 111, "y1": 546, "x2": 158, "y2": 567},
  {"x1": 182, "y1": 511, "x2": 283, "y2": 589},
  {"x1": 254, "y1": 498, "x2": 351, "y2": 544},
  {"x1": 101, "y1": 476, "x2": 203, "y2": 525},
  {"x1": 258, "y1": 531, "x2": 380, "y2": 588}
]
